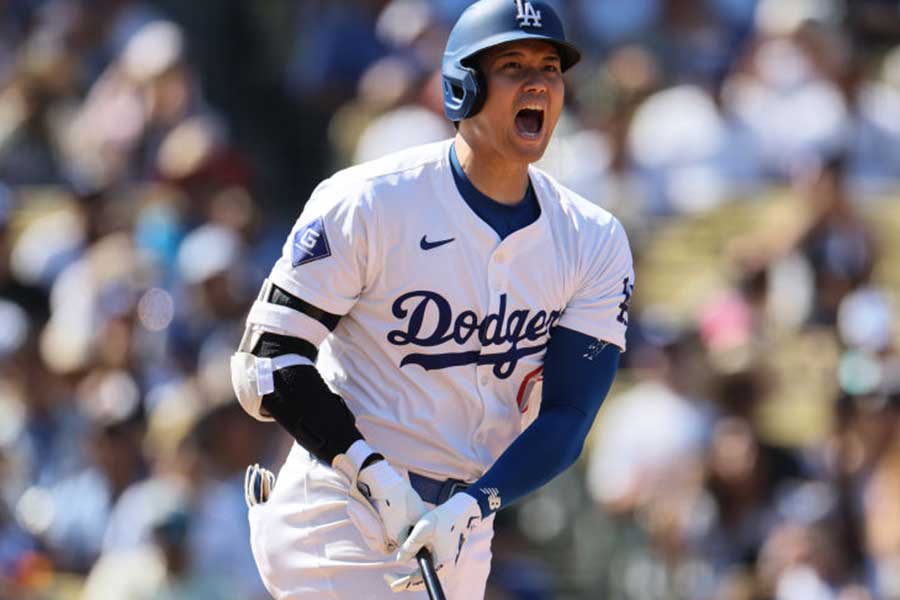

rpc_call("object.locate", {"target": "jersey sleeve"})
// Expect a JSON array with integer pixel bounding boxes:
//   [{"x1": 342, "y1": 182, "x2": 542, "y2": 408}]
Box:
[
  {"x1": 557, "y1": 217, "x2": 634, "y2": 351},
  {"x1": 268, "y1": 178, "x2": 376, "y2": 316}
]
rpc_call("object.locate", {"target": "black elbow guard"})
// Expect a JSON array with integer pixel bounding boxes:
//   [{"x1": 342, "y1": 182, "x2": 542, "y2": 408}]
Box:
[{"x1": 254, "y1": 332, "x2": 363, "y2": 464}]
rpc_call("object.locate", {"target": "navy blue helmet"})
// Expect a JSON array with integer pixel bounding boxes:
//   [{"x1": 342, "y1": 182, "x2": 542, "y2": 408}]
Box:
[{"x1": 442, "y1": 0, "x2": 581, "y2": 121}]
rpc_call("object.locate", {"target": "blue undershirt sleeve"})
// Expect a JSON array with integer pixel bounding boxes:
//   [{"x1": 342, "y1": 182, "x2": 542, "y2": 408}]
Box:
[{"x1": 468, "y1": 326, "x2": 620, "y2": 517}]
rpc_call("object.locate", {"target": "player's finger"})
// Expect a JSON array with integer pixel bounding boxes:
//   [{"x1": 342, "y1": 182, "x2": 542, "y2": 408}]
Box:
[
  {"x1": 394, "y1": 518, "x2": 415, "y2": 547},
  {"x1": 395, "y1": 519, "x2": 434, "y2": 563}
]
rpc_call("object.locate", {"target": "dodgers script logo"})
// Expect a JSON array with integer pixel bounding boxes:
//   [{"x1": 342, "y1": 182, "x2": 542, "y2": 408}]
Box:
[
  {"x1": 387, "y1": 290, "x2": 561, "y2": 379},
  {"x1": 514, "y1": 0, "x2": 542, "y2": 28}
]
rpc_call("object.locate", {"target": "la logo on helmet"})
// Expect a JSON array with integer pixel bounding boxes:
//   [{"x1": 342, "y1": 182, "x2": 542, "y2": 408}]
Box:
[{"x1": 514, "y1": 0, "x2": 542, "y2": 28}]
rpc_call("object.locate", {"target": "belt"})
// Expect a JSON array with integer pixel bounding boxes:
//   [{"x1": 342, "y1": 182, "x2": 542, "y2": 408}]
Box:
[{"x1": 408, "y1": 471, "x2": 470, "y2": 505}]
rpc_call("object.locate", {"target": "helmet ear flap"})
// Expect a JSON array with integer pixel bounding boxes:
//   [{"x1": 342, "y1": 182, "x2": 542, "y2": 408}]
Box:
[
  {"x1": 441, "y1": 63, "x2": 484, "y2": 121},
  {"x1": 464, "y1": 68, "x2": 488, "y2": 120}
]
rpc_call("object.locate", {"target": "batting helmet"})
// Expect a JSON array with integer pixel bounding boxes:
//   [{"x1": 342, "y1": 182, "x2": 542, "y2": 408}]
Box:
[{"x1": 442, "y1": 0, "x2": 581, "y2": 122}]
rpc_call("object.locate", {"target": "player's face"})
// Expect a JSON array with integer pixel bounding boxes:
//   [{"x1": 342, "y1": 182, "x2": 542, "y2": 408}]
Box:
[{"x1": 466, "y1": 40, "x2": 564, "y2": 165}]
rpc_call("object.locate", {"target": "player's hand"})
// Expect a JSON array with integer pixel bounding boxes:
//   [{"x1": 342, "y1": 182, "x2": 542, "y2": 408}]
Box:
[
  {"x1": 385, "y1": 492, "x2": 481, "y2": 592},
  {"x1": 348, "y1": 459, "x2": 427, "y2": 555}
]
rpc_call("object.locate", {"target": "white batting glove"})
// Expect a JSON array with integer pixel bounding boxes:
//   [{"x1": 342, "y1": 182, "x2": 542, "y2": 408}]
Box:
[
  {"x1": 385, "y1": 492, "x2": 481, "y2": 593},
  {"x1": 333, "y1": 441, "x2": 427, "y2": 555}
]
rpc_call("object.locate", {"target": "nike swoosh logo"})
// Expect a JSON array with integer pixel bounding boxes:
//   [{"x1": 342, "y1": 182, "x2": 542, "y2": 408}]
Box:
[{"x1": 420, "y1": 235, "x2": 455, "y2": 251}]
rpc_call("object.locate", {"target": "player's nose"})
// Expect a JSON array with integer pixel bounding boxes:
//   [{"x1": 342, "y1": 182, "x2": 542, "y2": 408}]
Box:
[{"x1": 521, "y1": 68, "x2": 550, "y2": 95}]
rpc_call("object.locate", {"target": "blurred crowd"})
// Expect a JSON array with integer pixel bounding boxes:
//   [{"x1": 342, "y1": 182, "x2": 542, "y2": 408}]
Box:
[{"x1": 0, "y1": 0, "x2": 899, "y2": 599}]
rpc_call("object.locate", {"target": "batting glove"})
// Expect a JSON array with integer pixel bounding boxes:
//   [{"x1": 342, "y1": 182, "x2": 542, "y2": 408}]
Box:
[
  {"x1": 333, "y1": 441, "x2": 427, "y2": 555},
  {"x1": 385, "y1": 492, "x2": 481, "y2": 593}
]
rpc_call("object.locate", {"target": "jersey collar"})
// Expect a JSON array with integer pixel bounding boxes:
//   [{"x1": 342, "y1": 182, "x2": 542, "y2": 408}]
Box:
[{"x1": 435, "y1": 140, "x2": 550, "y2": 252}]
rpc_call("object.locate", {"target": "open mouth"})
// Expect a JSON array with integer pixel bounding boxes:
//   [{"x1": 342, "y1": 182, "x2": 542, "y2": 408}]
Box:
[{"x1": 515, "y1": 108, "x2": 544, "y2": 138}]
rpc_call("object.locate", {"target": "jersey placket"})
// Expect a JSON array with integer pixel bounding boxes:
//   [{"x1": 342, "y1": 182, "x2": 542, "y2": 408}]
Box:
[
  {"x1": 434, "y1": 143, "x2": 551, "y2": 459},
  {"x1": 471, "y1": 242, "x2": 515, "y2": 450}
]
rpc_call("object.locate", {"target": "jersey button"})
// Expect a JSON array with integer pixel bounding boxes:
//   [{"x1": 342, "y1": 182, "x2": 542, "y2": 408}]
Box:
[
  {"x1": 480, "y1": 375, "x2": 489, "y2": 386},
  {"x1": 495, "y1": 252, "x2": 506, "y2": 263}
]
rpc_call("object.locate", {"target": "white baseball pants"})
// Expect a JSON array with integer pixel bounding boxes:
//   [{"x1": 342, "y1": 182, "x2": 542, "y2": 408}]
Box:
[{"x1": 248, "y1": 444, "x2": 494, "y2": 599}]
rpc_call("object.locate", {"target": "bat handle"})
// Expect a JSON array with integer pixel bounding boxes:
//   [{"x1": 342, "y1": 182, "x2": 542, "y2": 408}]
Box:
[{"x1": 416, "y1": 548, "x2": 447, "y2": 600}]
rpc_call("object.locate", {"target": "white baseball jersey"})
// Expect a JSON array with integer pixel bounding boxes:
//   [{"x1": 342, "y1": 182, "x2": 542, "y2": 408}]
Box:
[{"x1": 267, "y1": 139, "x2": 634, "y2": 483}]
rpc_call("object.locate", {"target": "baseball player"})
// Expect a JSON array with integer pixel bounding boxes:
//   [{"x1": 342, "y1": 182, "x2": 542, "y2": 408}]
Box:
[{"x1": 231, "y1": 0, "x2": 634, "y2": 598}]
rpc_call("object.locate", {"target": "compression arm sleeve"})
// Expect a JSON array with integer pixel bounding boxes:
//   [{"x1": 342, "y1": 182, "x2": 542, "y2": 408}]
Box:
[
  {"x1": 253, "y1": 286, "x2": 364, "y2": 464},
  {"x1": 468, "y1": 326, "x2": 620, "y2": 517}
]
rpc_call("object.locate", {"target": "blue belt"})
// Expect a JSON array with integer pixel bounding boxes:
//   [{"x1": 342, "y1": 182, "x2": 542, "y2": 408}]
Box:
[{"x1": 408, "y1": 471, "x2": 470, "y2": 505}]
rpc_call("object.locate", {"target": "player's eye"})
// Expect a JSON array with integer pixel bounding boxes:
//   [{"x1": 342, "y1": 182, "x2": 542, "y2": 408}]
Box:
[{"x1": 502, "y1": 61, "x2": 522, "y2": 70}]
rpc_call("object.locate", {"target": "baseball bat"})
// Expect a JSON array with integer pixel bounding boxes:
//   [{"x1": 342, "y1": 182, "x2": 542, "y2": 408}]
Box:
[{"x1": 416, "y1": 548, "x2": 446, "y2": 600}]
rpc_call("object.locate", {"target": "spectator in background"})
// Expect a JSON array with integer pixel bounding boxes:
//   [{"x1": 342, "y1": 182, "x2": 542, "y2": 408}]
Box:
[
  {"x1": 627, "y1": 81, "x2": 762, "y2": 215},
  {"x1": 573, "y1": 0, "x2": 662, "y2": 50},
  {"x1": 820, "y1": 373, "x2": 900, "y2": 598},
  {"x1": 699, "y1": 416, "x2": 805, "y2": 577},
  {"x1": 347, "y1": 0, "x2": 456, "y2": 164},
  {"x1": 587, "y1": 327, "x2": 713, "y2": 515},
  {"x1": 847, "y1": 0, "x2": 900, "y2": 54},
  {"x1": 824, "y1": 36, "x2": 900, "y2": 197},
  {"x1": 0, "y1": 35, "x2": 76, "y2": 185},
  {"x1": 754, "y1": 519, "x2": 863, "y2": 600},
  {"x1": 861, "y1": 391, "x2": 900, "y2": 598},
  {"x1": 186, "y1": 401, "x2": 270, "y2": 599},
  {"x1": 10, "y1": 339, "x2": 86, "y2": 500},
  {"x1": 83, "y1": 505, "x2": 237, "y2": 600},
  {"x1": 285, "y1": 0, "x2": 392, "y2": 109},
  {"x1": 543, "y1": 44, "x2": 658, "y2": 239},
  {"x1": 169, "y1": 222, "x2": 252, "y2": 379},
  {"x1": 728, "y1": 153, "x2": 879, "y2": 330},
  {"x1": 87, "y1": 390, "x2": 274, "y2": 599},
  {"x1": 41, "y1": 370, "x2": 146, "y2": 573},
  {"x1": 0, "y1": 185, "x2": 48, "y2": 322},
  {"x1": 793, "y1": 154, "x2": 878, "y2": 326},
  {"x1": 64, "y1": 19, "x2": 219, "y2": 191},
  {"x1": 648, "y1": 0, "x2": 754, "y2": 85}
]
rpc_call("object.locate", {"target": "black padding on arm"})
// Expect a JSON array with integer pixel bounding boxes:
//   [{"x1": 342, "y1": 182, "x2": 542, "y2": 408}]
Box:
[
  {"x1": 254, "y1": 332, "x2": 363, "y2": 464},
  {"x1": 254, "y1": 332, "x2": 318, "y2": 362},
  {"x1": 269, "y1": 284, "x2": 342, "y2": 331}
]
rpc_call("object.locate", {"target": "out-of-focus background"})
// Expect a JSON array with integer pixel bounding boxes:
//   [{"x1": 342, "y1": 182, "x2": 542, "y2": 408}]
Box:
[{"x1": 0, "y1": 0, "x2": 899, "y2": 598}]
